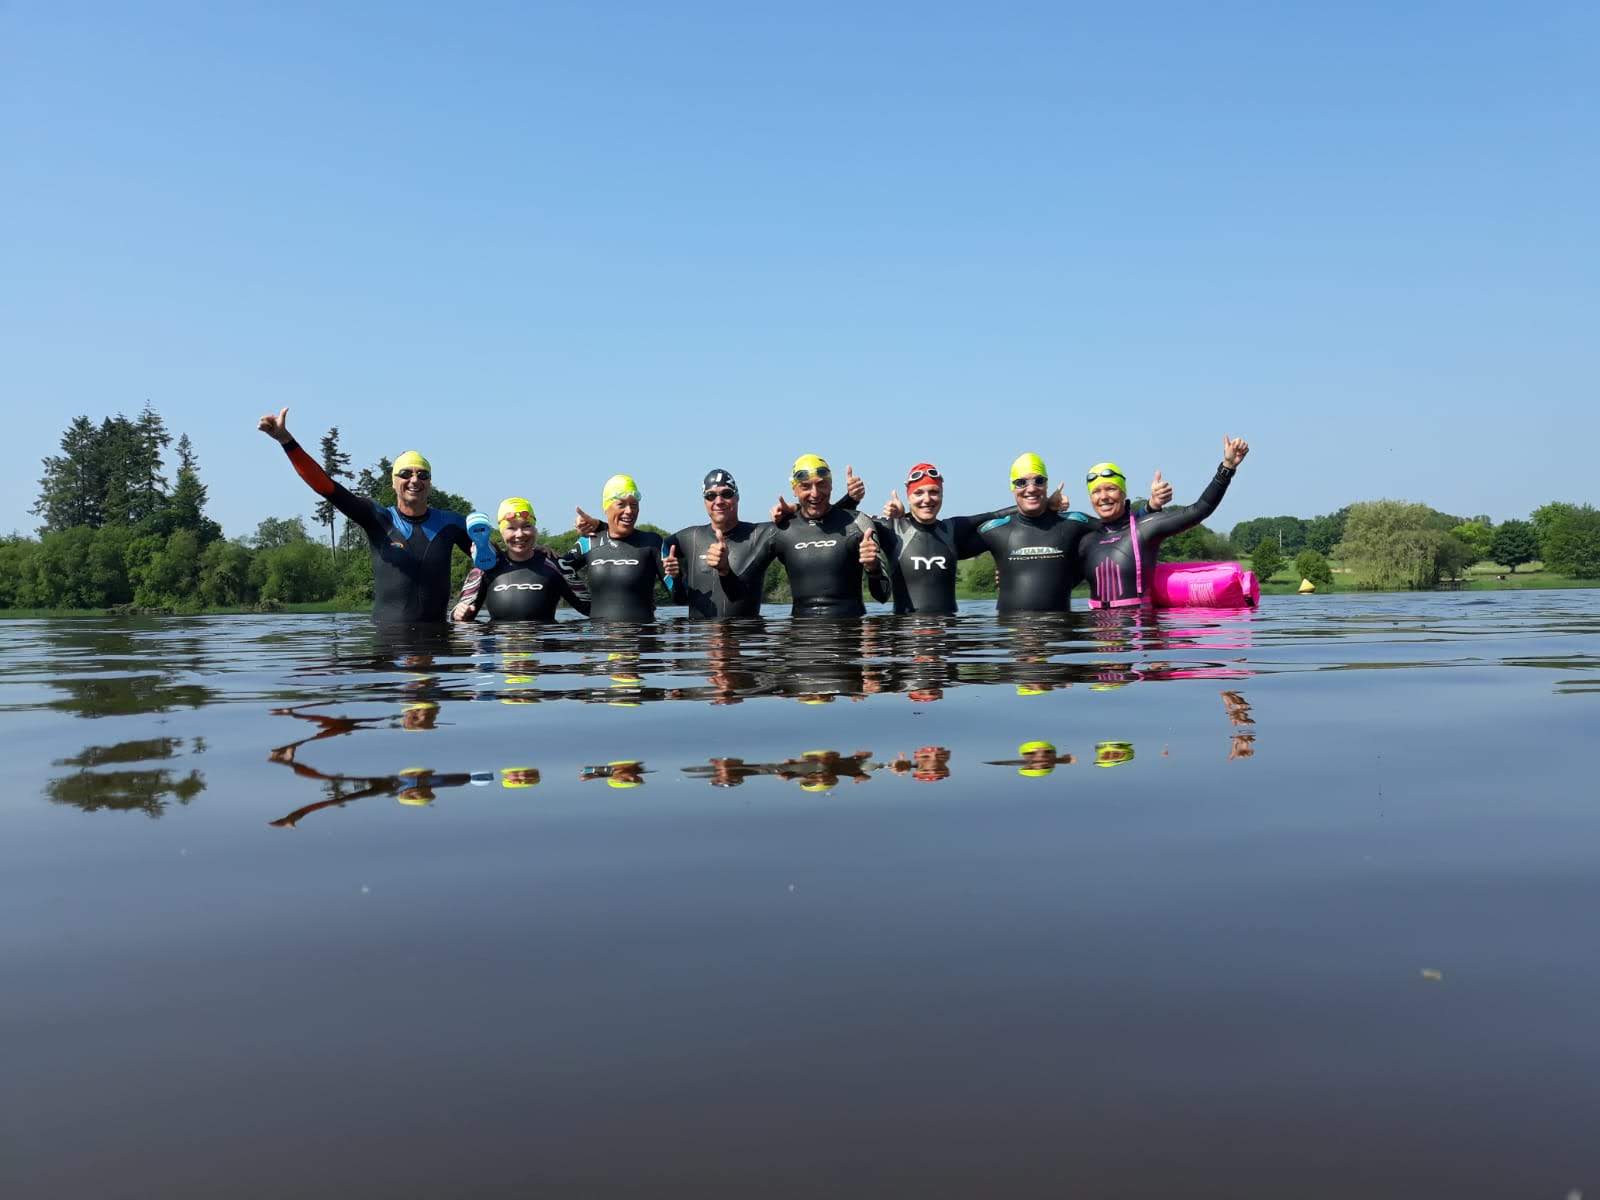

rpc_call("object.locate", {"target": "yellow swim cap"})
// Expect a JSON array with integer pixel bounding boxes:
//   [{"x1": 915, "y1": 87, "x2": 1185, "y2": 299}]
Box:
[
  {"x1": 1018, "y1": 765, "x2": 1055, "y2": 778},
  {"x1": 1010, "y1": 452, "x2": 1047, "y2": 485},
  {"x1": 501, "y1": 767, "x2": 540, "y2": 789},
  {"x1": 1018, "y1": 740, "x2": 1055, "y2": 755},
  {"x1": 393, "y1": 450, "x2": 432, "y2": 474},
  {"x1": 497, "y1": 497, "x2": 535, "y2": 527},
  {"x1": 1094, "y1": 741, "x2": 1135, "y2": 768},
  {"x1": 1085, "y1": 462, "x2": 1127, "y2": 493},
  {"x1": 1017, "y1": 685, "x2": 1048, "y2": 697},
  {"x1": 791, "y1": 453, "x2": 830, "y2": 480},
  {"x1": 602, "y1": 474, "x2": 640, "y2": 507},
  {"x1": 396, "y1": 794, "x2": 433, "y2": 806},
  {"x1": 800, "y1": 779, "x2": 832, "y2": 792}
]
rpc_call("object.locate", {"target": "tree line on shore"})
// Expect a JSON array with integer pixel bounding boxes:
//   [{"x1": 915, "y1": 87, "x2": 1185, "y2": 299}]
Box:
[{"x1": 3, "y1": 407, "x2": 1598, "y2": 611}]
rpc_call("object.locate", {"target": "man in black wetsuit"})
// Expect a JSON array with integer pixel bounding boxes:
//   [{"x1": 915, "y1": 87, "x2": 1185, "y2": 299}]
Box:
[
  {"x1": 768, "y1": 455, "x2": 890, "y2": 617},
  {"x1": 452, "y1": 497, "x2": 589, "y2": 623},
  {"x1": 974, "y1": 452, "x2": 1099, "y2": 615},
  {"x1": 257, "y1": 407, "x2": 471, "y2": 623},
  {"x1": 661, "y1": 469, "x2": 777, "y2": 621},
  {"x1": 558, "y1": 474, "x2": 675, "y2": 622},
  {"x1": 1079, "y1": 436, "x2": 1250, "y2": 608}
]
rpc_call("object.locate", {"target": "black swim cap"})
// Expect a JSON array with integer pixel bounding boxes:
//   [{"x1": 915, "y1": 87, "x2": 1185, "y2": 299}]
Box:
[{"x1": 703, "y1": 468, "x2": 739, "y2": 495}]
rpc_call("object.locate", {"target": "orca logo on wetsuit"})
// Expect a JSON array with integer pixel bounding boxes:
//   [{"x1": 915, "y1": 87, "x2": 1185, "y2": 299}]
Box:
[
  {"x1": 592, "y1": 559, "x2": 641, "y2": 567},
  {"x1": 793, "y1": 540, "x2": 838, "y2": 550},
  {"x1": 910, "y1": 555, "x2": 948, "y2": 570},
  {"x1": 493, "y1": 582, "x2": 544, "y2": 592},
  {"x1": 1012, "y1": 546, "x2": 1062, "y2": 558}
]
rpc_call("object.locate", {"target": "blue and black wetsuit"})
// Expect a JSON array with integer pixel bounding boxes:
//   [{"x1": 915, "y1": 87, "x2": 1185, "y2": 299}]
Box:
[
  {"x1": 665, "y1": 521, "x2": 779, "y2": 621},
  {"x1": 558, "y1": 531, "x2": 673, "y2": 622},
  {"x1": 457, "y1": 551, "x2": 590, "y2": 622},
  {"x1": 279, "y1": 440, "x2": 469, "y2": 623},
  {"x1": 1079, "y1": 464, "x2": 1236, "y2": 607}
]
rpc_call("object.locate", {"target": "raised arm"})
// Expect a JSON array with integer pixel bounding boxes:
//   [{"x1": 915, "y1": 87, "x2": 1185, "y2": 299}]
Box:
[
  {"x1": 257, "y1": 406, "x2": 383, "y2": 538},
  {"x1": 1138, "y1": 437, "x2": 1249, "y2": 539}
]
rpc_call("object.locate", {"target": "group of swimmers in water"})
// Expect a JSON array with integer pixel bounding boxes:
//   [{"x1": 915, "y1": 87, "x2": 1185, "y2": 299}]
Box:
[{"x1": 257, "y1": 407, "x2": 1250, "y2": 624}]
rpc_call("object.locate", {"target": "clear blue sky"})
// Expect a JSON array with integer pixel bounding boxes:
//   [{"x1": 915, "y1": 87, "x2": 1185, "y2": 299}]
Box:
[{"x1": 3, "y1": 1, "x2": 1595, "y2": 539}]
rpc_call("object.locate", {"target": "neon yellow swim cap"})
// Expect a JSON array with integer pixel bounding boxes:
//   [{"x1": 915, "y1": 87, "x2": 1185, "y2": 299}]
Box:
[
  {"x1": 602, "y1": 474, "x2": 640, "y2": 508},
  {"x1": 800, "y1": 779, "x2": 832, "y2": 792},
  {"x1": 1017, "y1": 685, "x2": 1048, "y2": 697},
  {"x1": 605, "y1": 762, "x2": 643, "y2": 788},
  {"x1": 497, "y1": 497, "x2": 534, "y2": 527},
  {"x1": 1094, "y1": 741, "x2": 1135, "y2": 768},
  {"x1": 1018, "y1": 740, "x2": 1055, "y2": 755},
  {"x1": 1018, "y1": 765, "x2": 1055, "y2": 778},
  {"x1": 791, "y1": 453, "x2": 830, "y2": 480},
  {"x1": 393, "y1": 450, "x2": 432, "y2": 474},
  {"x1": 1010, "y1": 452, "x2": 1047, "y2": 484},
  {"x1": 501, "y1": 767, "x2": 541, "y2": 789},
  {"x1": 1085, "y1": 462, "x2": 1127, "y2": 494},
  {"x1": 396, "y1": 794, "x2": 432, "y2": 806}
]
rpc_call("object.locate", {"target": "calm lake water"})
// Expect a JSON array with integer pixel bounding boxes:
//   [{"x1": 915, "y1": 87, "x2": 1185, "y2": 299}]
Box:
[{"x1": 4, "y1": 592, "x2": 1599, "y2": 1198}]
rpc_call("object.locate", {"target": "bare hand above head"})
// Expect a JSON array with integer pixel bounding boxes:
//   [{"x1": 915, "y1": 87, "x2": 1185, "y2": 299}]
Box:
[
  {"x1": 257, "y1": 406, "x2": 292, "y2": 445},
  {"x1": 1149, "y1": 470, "x2": 1172, "y2": 510},
  {"x1": 1223, "y1": 436, "x2": 1250, "y2": 469},
  {"x1": 845, "y1": 465, "x2": 865, "y2": 503}
]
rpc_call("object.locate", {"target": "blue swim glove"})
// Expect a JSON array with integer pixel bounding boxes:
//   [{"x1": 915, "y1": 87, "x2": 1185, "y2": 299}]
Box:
[{"x1": 465, "y1": 512, "x2": 497, "y2": 570}]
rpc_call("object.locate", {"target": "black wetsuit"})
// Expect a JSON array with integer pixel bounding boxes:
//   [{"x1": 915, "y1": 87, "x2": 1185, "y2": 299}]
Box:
[
  {"x1": 457, "y1": 551, "x2": 590, "y2": 622},
  {"x1": 666, "y1": 521, "x2": 779, "y2": 620},
  {"x1": 875, "y1": 509, "x2": 1009, "y2": 614},
  {"x1": 279, "y1": 440, "x2": 469, "y2": 622},
  {"x1": 977, "y1": 509, "x2": 1097, "y2": 614},
  {"x1": 558, "y1": 530, "x2": 672, "y2": 622},
  {"x1": 1079, "y1": 464, "x2": 1236, "y2": 606},
  {"x1": 768, "y1": 506, "x2": 892, "y2": 617}
]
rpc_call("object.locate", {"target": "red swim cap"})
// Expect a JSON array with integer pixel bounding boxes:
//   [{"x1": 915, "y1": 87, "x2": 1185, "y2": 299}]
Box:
[{"x1": 905, "y1": 462, "x2": 943, "y2": 493}]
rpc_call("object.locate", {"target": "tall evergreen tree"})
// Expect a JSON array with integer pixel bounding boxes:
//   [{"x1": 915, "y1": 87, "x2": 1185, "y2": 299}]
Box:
[
  {"x1": 168, "y1": 433, "x2": 221, "y2": 544},
  {"x1": 314, "y1": 428, "x2": 353, "y2": 556},
  {"x1": 32, "y1": 415, "x2": 105, "y2": 532},
  {"x1": 133, "y1": 401, "x2": 172, "y2": 518}
]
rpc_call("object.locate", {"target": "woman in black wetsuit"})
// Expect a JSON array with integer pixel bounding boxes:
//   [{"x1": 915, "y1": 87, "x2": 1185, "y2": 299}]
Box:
[
  {"x1": 452, "y1": 498, "x2": 589, "y2": 622},
  {"x1": 1078, "y1": 436, "x2": 1251, "y2": 609}
]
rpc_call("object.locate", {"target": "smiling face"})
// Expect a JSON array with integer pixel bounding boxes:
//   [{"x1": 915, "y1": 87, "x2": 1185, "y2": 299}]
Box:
[
  {"x1": 606, "y1": 495, "x2": 639, "y2": 537},
  {"x1": 1012, "y1": 474, "x2": 1048, "y2": 517},
  {"x1": 1090, "y1": 482, "x2": 1128, "y2": 519},
  {"x1": 908, "y1": 483, "x2": 943, "y2": 522},
  {"x1": 792, "y1": 474, "x2": 832, "y2": 519},
  {"x1": 703, "y1": 487, "x2": 739, "y2": 528},
  {"x1": 392, "y1": 467, "x2": 433, "y2": 515},
  {"x1": 500, "y1": 514, "x2": 536, "y2": 560}
]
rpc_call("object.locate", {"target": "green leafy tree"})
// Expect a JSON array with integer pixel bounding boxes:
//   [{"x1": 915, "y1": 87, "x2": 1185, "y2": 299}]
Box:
[
  {"x1": 1293, "y1": 548, "x2": 1334, "y2": 588},
  {"x1": 1304, "y1": 507, "x2": 1349, "y2": 556},
  {"x1": 1436, "y1": 533, "x2": 1477, "y2": 581},
  {"x1": 313, "y1": 428, "x2": 353, "y2": 557},
  {"x1": 1250, "y1": 536, "x2": 1284, "y2": 581},
  {"x1": 251, "y1": 516, "x2": 311, "y2": 550},
  {"x1": 1335, "y1": 501, "x2": 1445, "y2": 590},
  {"x1": 960, "y1": 552, "x2": 998, "y2": 595},
  {"x1": 251, "y1": 541, "x2": 336, "y2": 604},
  {"x1": 1451, "y1": 521, "x2": 1494, "y2": 562},
  {"x1": 1531, "y1": 502, "x2": 1577, "y2": 554},
  {"x1": 32, "y1": 416, "x2": 106, "y2": 532},
  {"x1": 1229, "y1": 516, "x2": 1306, "y2": 555},
  {"x1": 197, "y1": 540, "x2": 256, "y2": 606},
  {"x1": 1538, "y1": 504, "x2": 1600, "y2": 579},
  {"x1": 1490, "y1": 519, "x2": 1538, "y2": 573},
  {"x1": 1161, "y1": 524, "x2": 1235, "y2": 562}
]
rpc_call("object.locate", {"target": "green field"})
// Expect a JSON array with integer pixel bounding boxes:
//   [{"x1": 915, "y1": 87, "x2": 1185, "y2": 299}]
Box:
[{"x1": 1247, "y1": 558, "x2": 1600, "y2": 594}]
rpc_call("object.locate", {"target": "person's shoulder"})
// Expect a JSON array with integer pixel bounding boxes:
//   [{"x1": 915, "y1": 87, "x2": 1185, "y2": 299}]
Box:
[{"x1": 978, "y1": 514, "x2": 1012, "y2": 533}]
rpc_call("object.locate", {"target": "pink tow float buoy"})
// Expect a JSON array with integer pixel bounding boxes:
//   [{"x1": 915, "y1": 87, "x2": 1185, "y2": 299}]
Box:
[{"x1": 1150, "y1": 562, "x2": 1260, "y2": 609}]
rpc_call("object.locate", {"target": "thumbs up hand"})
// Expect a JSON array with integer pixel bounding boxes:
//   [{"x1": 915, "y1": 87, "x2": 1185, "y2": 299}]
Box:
[
  {"x1": 882, "y1": 488, "x2": 904, "y2": 520},
  {"x1": 845, "y1": 465, "x2": 866, "y2": 503},
  {"x1": 771, "y1": 495, "x2": 797, "y2": 524},
  {"x1": 257, "y1": 406, "x2": 292, "y2": 444},
  {"x1": 1149, "y1": 470, "x2": 1172, "y2": 510},
  {"x1": 860, "y1": 528, "x2": 880, "y2": 572},
  {"x1": 574, "y1": 506, "x2": 601, "y2": 536},
  {"x1": 1223, "y1": 436, "x2": 1249, "y2": 469},
  {"x1": 705, "y1": 528, "x2": 730, "y2": 576},
  {"x1": 1047, "y1": 482, "x2": 1067, "y2": 512},
  {"x1": 663, "y1": 543, "x2": 681, "y2": 579}
]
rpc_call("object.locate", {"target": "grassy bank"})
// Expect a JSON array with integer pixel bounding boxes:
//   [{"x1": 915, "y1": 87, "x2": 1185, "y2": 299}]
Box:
[{"x1": 0, "y1": 600, "x2": 364, "y2": 619}]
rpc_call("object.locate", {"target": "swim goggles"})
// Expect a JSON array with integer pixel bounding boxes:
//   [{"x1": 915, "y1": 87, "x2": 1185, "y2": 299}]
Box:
[
  {"x1": 791, "y1": 465, "x2": 832, "y2": 482},
  {"x1": 1011, "y1": 475, "x2": 1047, "y2": 488},
  {"x1": 1085, "y1": 468, "x2": 1123, "y2": 484},
  {"x1": 703, "y1": 489, "x2": 737, "y2": 501},
  {"x1": 394, "y1": 468, "x2": 431, "y2": 480},
  {"x1": 906, "y1": 467, "x2": 942, "y2": 483}
]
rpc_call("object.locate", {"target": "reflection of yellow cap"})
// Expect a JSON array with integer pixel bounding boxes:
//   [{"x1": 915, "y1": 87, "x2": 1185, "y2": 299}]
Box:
[
  {"x1": 500, "y1": 696, "x2": 538, "y2": 705},
  {"x1": 608, "y1": 699, "x2": 641, "y2": 708},
  {"x1": 1017, "y1": 685, "x2": 1047, "y2": 697},
  {"x1": 393, "y1": 450, "x2": 432, "y2": 474},
  {"x1": 791, "y1": 453, "x2": 830, "y2": 479},
  {"x1": 404, "y1": 702, "x2": 437, "y2": 712},
  {"x1": 800, "y1": 779, "x2": 832, "y2": 792},
  {"x1": 1094, "y1": 741, "x2": 1135, "y2": 768},
  {"x1": 497, "y1": 497, "x2": 534, "y2": 527},
  {"x1": 1018, "y1": 766, "x2": 1054, "y2": 778},
  {"x1": 607, "y1": 777, "x2": 642, "y2": 788},
  {"x1": 504, "y1": 675, "x2": 536, "y2": 685},
  {"x1": 1018, "y1": 740, "x2": 1054, "y2": 755},
  {"x1": 602, "y1": 474, "x2": 640, "y2": 507},
  {"x1": 501, "y1": 767, "x2": 540, "y2": 789},
  {"x1": 1009, "y1": 452, "x2": 1047, "y2": 484},
  {"x1": 798, "y1": 697, "x2": 829, "y2": 705},
  {"x1": 398, "y1": 767, "x2": 429, "y2": 776},
  {"x1": 1090, "y1": 682, "x2": 1128, "y2": 692},
  {"x1": 396, "y1": 794, "x2": 432, "y2": 806},
  {"x1": 609, "y1": 674, "x2": 641, "y2": 685}
]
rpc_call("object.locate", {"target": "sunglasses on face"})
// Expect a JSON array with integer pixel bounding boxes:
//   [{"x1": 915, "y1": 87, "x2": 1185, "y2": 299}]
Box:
[
  {"x1": 1011, "y1": 475, "x2": 1047, "y2": 489},
  {"x1": 394, "y1": 469, "x2": 431, "y2": 481},
  {"x1": 704, "y1": 489, "x2": 737, "y2": 501},
  {"x1": 906, "y1": 467, "x2": 942, "y2": 484},
  {"x1": 791, "y1": 466, "x2": 831, "y2": 483},
  {"x1": 1085, "y1": 469, "x2": 1123, "y2": 485}
]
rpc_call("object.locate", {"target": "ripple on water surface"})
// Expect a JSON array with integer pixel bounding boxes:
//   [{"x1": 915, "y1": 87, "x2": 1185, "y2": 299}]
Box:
[{"x1": 3, "y1": 592, "x2": 1599, "y2": 1198}]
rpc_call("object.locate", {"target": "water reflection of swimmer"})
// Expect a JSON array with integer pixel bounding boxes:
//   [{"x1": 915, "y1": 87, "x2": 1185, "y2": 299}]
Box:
[
  {"x1": 579, "y1": 760, "x2": 648, "y2": 788},
  {"x1": 682, "y1": 750, "x2": 879, "y2": 792},
  {"x1": 267, "y1": 702, "x2": 439, "y2": 764},
  {"x1": 1094, "y1": 741, "x2": 1136, "y2": 768},
  {"x1": 267, "y1": 761, "x2": 479, "y2": 828},
  {"x1": 985, "y1": 741, "x2": 1077, "y2": 777},
  {"x1": 1221, "y1": 690, "x2": 1256, "y2": 760},
  {"x1": 887, "y1": 745, "x2": 953, "y2": 782}
]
